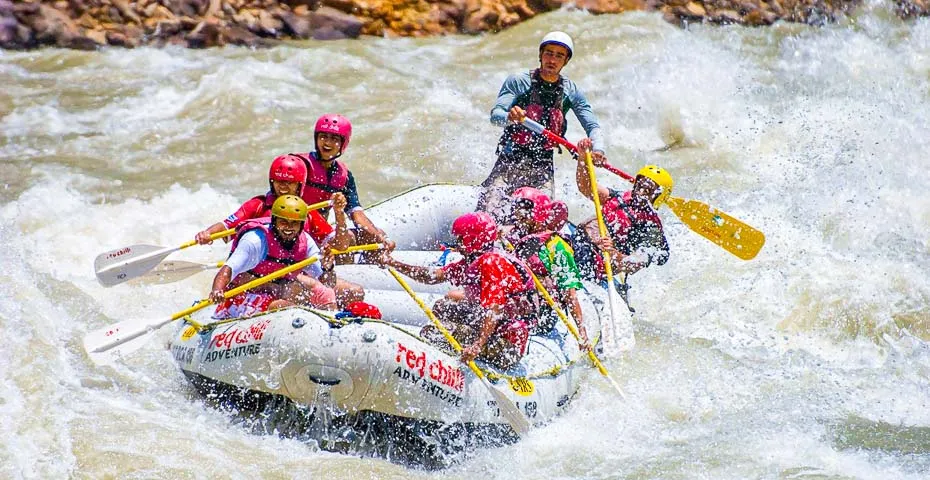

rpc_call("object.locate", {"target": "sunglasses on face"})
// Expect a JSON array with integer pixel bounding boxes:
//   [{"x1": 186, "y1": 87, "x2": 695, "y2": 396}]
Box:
[{"x1": 513, "y1": 198, "x2": 535, "y2": 211}]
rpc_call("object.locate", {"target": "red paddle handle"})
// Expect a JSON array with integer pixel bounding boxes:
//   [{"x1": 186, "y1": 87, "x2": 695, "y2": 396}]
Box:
[{"x1": 522, "y1": 118, "x2": 636, "y2": 183}]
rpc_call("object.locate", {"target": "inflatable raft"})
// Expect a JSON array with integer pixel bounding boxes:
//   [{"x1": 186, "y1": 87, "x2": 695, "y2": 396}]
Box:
[{"x1": 168, "y1": 184, "x2": 616, "y2": 468}]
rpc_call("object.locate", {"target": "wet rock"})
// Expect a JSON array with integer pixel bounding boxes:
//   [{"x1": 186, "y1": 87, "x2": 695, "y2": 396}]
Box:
[
  {"x1": 186, "y1": 17, "x2": 223, "y2": 46},
  {"x1": 321, "y1": 0, "x2": 356, "y2": 13},
  {"x1": 685, "y1": 1, "x2": 707, "y2": 15},
  {"x1": 0, "y1": 16, "x2": 31, "y2": 49},
  {"x1": 308, "y1": 6, "x2": 362, "y2": 39},
  {"x1": 279, "y1": 10, "x2": 312, "y2": 38},
  {"x1": 84, "y1": 27, "x2": 107, "y2": 45},
  {"x1": 0, "y1": 0, "x2": 892, "y2": 50}
]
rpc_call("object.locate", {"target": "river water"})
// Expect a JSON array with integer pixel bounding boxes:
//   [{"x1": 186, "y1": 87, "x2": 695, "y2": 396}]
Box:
[{"x1": 2, "y1": 6, "x2": 930, "y2": 479}]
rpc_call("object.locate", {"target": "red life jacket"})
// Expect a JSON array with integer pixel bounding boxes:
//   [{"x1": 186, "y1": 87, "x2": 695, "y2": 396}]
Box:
[
  {"x1": 246, "y1": 192, "x2": 324, "y2": 237},
  {"x1": 230, "y1": 218, "x2": 310, "y2": 281},
  {"x1": 502, "y1": 69, "x2": 565, "y2": 153},
  {"x1": 602, "y1": 190, "x2": 664, "y2": 256},
  {"x1": 447, "y1": 249, "x2": 540, "y2": 320},
  {"x1": 511, "y1": 231, "x2": 555, "y2": 278},
  {"x1": 250, "y1": 192, "x2": 275, "y2": 215},
  {"x1": 296, "y1": 152, "x2": 349, "y2": 208}
]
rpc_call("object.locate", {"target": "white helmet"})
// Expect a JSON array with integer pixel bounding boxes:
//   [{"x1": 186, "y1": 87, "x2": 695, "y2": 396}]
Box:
[{"x1": 540, "y1": 31, "x2": 574, "y2": 60}]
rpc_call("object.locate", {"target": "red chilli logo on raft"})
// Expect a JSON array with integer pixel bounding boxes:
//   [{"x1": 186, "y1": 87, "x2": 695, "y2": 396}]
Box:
[
  {"x1": 395, "y1": 343, "x2": 464, "y2": 392},
  {"x1": 210, "y1": 319, "x2": 271, "y2": 350}
]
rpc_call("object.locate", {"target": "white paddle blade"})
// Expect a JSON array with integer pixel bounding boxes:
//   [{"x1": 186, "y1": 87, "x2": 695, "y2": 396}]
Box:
[
  {"x1": 480, "y1": 376, "x2": 531, "y2": 435},
  {"x1": 608, "y1": 284, "x2": 635, "y2": 352},
  {"x1": 127, "y1": 260, "x2": 219, "y2": 286},
  {"x1": 83, "y1": 316, "x2": 175, "y2": 364},
  {"x1": 86, "y1": 330, "x2": 158, "y2": 365},
  {"x1": 94, "y1": 244, "x2": 178, "y2": 287}
]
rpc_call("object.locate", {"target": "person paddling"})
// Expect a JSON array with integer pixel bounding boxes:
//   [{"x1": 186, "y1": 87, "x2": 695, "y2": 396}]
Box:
[
  {"x1": 195, "y1": 154, "x2": 351, "y2": 251},
  {"x1": 478, "y1": 31, "x2": 607, "y2": 222},
  {"x1": 571, "y1": 147, "x2": 672, "y2": 306},
  {"x1": 506, "y1": 187, "x2": 590, "y2": 349},
  {"x1": 209, "y1": 195, "x2": 338, "y2": 317},
  {"x1": 376, "y1": 212, "x2": 537, "y2": 371},
  {"x1": 296, "y1": 114, "x2": 396, "y2": 259},
  {"x1": 195, "y1": 154, "x2": 362, "y2": 306}
]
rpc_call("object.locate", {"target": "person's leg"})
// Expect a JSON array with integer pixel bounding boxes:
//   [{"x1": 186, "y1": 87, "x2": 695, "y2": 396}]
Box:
[
  {"x1": 334, "y1": 277, "x2": 364, "y2": 307},
  {"x1": 480, "y1": 336, "x2": 521, "y2": 371},
  {"x1": 478, "y1": 155, "x2": 521, "y2": 224},
  {"x1": 288, "y1": 277, "x2": 338, "y2": 310}
]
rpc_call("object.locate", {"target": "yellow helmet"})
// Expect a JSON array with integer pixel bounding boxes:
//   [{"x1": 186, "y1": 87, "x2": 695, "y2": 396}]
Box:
[
  {"x1": 271, "y1": 195, "x2": 308, "y2": 222},
  {"x1": 636, "y1": 165, "x2": 674, "y2": 208}
]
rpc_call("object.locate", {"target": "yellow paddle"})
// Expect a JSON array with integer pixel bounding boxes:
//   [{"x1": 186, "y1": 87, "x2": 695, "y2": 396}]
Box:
[
  {"x1": 584, "y1": 151, "x2": 636, "y2": 353},
  {"x1": 93, "y1": 200, "x2": 334, "y2": 287},
  {"x1": 521, "y1": 117, "x2": 765, "y2": 260},
  {"x1": 84, "y1": 253, "x2": 324, "y2": 365},
  {"x1": 387, "y1": 268, "x2": 531, "y2": 436},
  {"x1": 501, "y1": 239, "x2": 625, "y2": 398}
]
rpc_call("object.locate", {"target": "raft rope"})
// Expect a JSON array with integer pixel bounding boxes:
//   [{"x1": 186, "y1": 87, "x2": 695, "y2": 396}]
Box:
[{"x1": 179, "y1": 304, "x2": 601, "y2": 383}]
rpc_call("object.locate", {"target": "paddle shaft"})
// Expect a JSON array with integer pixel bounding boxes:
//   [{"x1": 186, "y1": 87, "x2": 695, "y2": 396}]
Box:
[
  {"x1": 522, "y1": 118, "x2": 764, "y2": 260},
  {"x1": 500, "y1": 240, "x2": 625, "y2": 396},
  {"x1": 89, "y1": 254, "x2": 321, "y2": 354}
]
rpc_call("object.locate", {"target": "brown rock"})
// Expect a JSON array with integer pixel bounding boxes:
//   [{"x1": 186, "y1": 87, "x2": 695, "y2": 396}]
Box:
[
  {"x1": 0, "y1": 16, "x2": 29, "y2": 48},
  {"x1": 13, "y1": 2, "x2": 40, "y2": 15},
  {"x1": 293, "y1": 4, "x2": 309, "y2": 15},
  {"x1": 152, "y1": 4, "x2": 176, "y2": 20},
  {"x1": 321, "y1": 0, "x2": 356, "y2": 13},
  {"x1": 279, "y1": 10, "x2": 311, "y2": 37},
  {"x1": 685, "y1": 1, "x2": 706, "y2": 15},
  {"x1": 113, "y1": 0, "x2": 142, "y2": 23},
  {"x1": 186, "y1": 17, "x2": 223, "y2": 46},
  {"x1": 155, "y1": 18, "x2": 182, "y2": 35},
  {"x1": 223, "y1": 23, "x2": 278, "y2": 46},
  {"x1": 462, "y1": 6, "x2": 498, "y2": 32},
  {"x1": 308, "y1": 6, "x2": 362, "y2": 38},
  {"x1": 29, "y1": 4, "x2": 82, "y2": 46},
  {"x1": 572, "y1": 0, "x2": 624, "y2": 13},
  {"x1": 712, "y1": 8, "x2": 742, "y2": 22},
  {"x1": 108, "y1": 24, "x2": 141, "y2": 45},
  {"x1": 85, "y1": 28, "x2": 107, "y2": 44},
  {"x1": 743, "y1": 7, "x2": 777, "y2": 24},
  {"x1": 257, "y1": 8, "x2": 283, "y2": 33},
  {"x1": 233, "y1": 9, "x2": 258, "y2": 29}
]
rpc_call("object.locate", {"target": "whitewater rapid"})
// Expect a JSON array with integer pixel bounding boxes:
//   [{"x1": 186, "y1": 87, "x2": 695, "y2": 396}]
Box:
[{"x1": 2, "y1": 7, "x2": 929, "y2": 479}]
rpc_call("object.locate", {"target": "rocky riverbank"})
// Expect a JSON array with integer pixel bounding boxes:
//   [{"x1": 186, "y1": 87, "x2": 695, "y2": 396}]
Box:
[{"x1": 0, "y1": 0, "x2": 927, "y2": 49}]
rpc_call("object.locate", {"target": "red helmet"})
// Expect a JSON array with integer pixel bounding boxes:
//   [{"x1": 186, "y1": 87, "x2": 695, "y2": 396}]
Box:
[
  {"x1": 269, "y1": 154, "x2": 307, "y2": 195},
  {"x1": 511, "y1": 187, "x2": 552, "y2": 224},
  {"x1": 544, "y1": 200, "x2": 569, "y2": 231},
  {"x1": 314, "y1": 113, "x2": 352, "y2": 154},
  {"x1": 451, "y1": 212, "x2": 498, "y2": 254}
]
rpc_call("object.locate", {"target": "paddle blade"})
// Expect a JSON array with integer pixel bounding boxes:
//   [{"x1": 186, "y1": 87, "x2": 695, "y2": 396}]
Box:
[
  {"x1": 83, "y1": 316, "x2": 175, "y2": 364},
  {"x1": 127, "y1": 260, "x2": 221, "y2": 286},
  {"x1": 94, "y1": 244, "x2": 177, "y2": 287},
  {"x1": 478, "y1": 374, "x2": 531, "y2": 435},
  {"x1": 666, "y1": 197, "x2": 765, "y2": 260},
  {"x1": 605, "y1": 282, "x2": 635, "y2": 354}
]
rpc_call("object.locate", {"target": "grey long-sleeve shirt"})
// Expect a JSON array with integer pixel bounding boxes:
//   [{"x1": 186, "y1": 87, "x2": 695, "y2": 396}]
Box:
[{"x1": 490, "y1": 71, "x2": 605, "y2": 154}]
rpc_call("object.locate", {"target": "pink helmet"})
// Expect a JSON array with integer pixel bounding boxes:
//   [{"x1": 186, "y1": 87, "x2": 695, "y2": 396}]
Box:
[
  {"x1": 544, "y1": 200, "x2": 569, "y2": 231},
  {"x1": 269, "y1": 154, "x2": 308, "y2": 195},
  {"x1": 451, "y1": 212, "x2": 498, "y2": 254},
  {"x1": 314, "y1": 113, "x2": 352, "y2": 154},
  {"x1": 511, "y1": 187, "x2": 552, "y2": 224}
]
